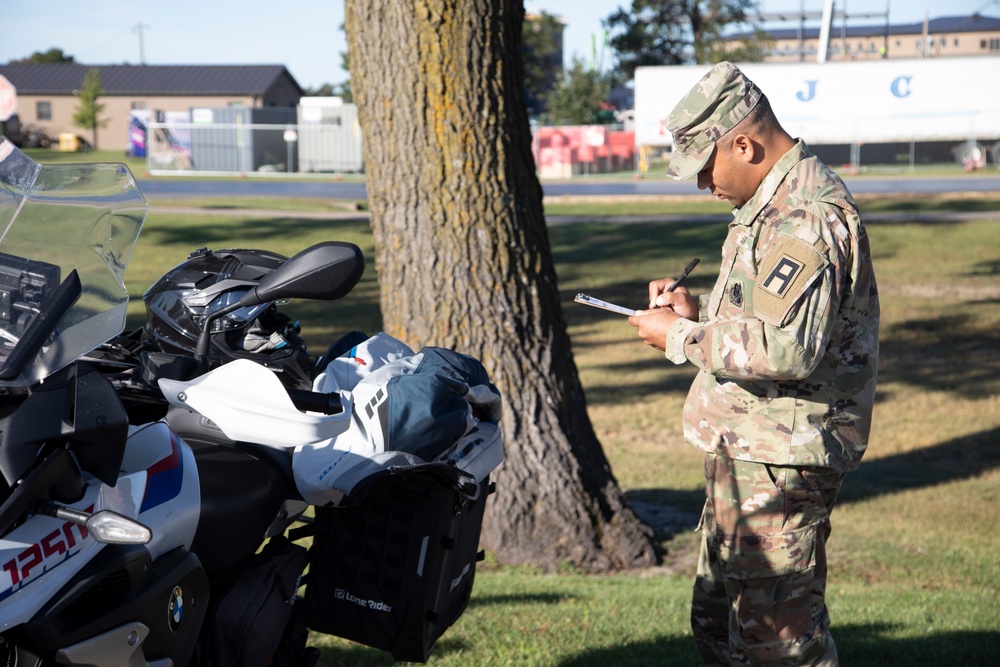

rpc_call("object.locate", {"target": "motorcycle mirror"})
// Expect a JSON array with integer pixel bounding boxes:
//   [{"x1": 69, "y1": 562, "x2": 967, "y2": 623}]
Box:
[
  {"x1": 238, "y1": 241, "x2": 365, "y2": 308},
  {"x1": 195, "y1": 242, "x2": 365, "y2": 363}
]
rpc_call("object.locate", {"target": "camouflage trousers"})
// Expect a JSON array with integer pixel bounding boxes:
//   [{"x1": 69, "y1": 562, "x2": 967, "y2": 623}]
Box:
[{"x1": 691, "y1": 452, "x2": 844, "y2": 666}]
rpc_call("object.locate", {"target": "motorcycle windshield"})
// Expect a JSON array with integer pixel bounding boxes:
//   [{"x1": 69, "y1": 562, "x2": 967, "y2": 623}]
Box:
[{"x1": 0, "y1": 138, "x2": 147, "y2": 385}]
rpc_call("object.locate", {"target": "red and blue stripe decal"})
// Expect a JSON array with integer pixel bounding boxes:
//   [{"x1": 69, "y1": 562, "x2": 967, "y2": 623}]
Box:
[{"x1": 140, "y1": 431, "x2": 185, "y2": 513}]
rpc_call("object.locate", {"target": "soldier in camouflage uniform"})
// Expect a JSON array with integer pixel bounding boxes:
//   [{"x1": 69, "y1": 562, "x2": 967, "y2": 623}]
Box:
[{"x1": 628, "y1": 62, "x2": 879, "y2": 666}]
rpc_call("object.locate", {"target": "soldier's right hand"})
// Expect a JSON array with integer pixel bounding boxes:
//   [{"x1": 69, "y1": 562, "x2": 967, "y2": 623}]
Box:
[{"x1": 648, "y1": 281, "x2": 699, "y2": 320}]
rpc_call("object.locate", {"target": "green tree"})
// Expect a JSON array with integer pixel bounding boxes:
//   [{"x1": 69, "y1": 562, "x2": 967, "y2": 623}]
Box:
[
  {"x1": 544, "y1": 56, "x2": 612, "y2": 125},
  {"x1": 16, "y1": 48, "x2": 75, "y2": 64},
  {"x1": 604, "y1": 0, "x2": 759, "y2": 80},
  {"x1": 306, "y1": 25, "x2": 354, "y2": 102},
  {"x1": 72, "y1": 68, "x2": 108, "y2": 149},
  {"x1": 344, "y1": 0, "x2": 659, "y2": 571},
  {"x1": 704, "y1": 25, "x2": 773, "y2": 64},
  {"x1": 305, "y1": 83, "x2": 336, "y2": 96},
  {"x1": 333, "y1": 49, "x2": 353, "y2": 102},
  {"x1": 521, "y1": 11, "x2": 563, "y2": 117}
]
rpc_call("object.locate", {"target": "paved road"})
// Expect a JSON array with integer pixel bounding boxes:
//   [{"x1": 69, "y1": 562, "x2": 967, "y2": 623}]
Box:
[{"x1": 136, "y1": 174, "x2": 1000, "y2": 200}]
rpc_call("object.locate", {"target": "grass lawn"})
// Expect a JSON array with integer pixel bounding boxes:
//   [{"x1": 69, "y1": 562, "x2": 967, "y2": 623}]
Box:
[{"x1": 123, "y1": 194, "x2": 1000, "y2": 666}]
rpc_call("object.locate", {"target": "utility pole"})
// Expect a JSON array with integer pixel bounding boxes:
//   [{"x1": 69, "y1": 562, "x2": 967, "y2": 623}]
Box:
[
  {"x1": 817, "y1": 0, "x2": 835, "y2": 63},
  {"x1": 133, "y1": 21, "x2": 151, "y2": 65}
]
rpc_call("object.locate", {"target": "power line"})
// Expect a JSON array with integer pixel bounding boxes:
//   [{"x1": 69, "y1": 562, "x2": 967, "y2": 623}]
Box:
[{"x1": 74, "y1": 27, "x2": 133, "y2": 59}]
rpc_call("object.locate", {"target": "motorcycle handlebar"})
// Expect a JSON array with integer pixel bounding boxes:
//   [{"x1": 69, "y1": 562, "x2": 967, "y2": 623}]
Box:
[{"x1": 286, "y1": 389, "x2": 344, "y2": 415}]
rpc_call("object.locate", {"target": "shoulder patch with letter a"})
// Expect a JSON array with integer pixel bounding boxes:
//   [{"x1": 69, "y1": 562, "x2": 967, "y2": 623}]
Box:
[
  {"x1": 759, "y1": 256, "x2": 804, "y2": 297},
  {"x1": 753, "y1": 233, "x2": 828, "y2": 326}
]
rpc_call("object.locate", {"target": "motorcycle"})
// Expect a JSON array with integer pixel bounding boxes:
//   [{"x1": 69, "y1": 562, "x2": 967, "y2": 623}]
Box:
[{"x1": 0, "y1": 137, "x2": 503, "y2": 666}]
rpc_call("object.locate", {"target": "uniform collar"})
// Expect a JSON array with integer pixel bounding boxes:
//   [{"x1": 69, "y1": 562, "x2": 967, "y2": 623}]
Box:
[{"x1": 729, "y1": 139, "x2": 810, "y2": 226}]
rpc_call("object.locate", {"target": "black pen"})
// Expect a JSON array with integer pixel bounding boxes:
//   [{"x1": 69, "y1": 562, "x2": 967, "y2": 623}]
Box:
[{"x1": 666, "y1": 258, "x2": 700, "y2": 292}]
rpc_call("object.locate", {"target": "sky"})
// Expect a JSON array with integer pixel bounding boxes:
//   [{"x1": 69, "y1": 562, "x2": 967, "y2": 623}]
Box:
[{"x1": 1, "y1": 1, "x2": 997, "y2": 91}]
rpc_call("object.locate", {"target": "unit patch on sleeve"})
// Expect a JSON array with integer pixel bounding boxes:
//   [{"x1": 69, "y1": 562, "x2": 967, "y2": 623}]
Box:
[
  {"x1": 753, "y1": 233, "x2": 828, "y2": 326},
  {"x1": 759, "y1": 257, "x2": 803, "y2": 297},
  {"x1": 729, "y1": 282, "x2": 744, "y2": 308}
]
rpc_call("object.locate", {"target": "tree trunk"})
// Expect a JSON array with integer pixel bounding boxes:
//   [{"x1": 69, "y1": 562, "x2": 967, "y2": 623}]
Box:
[{"x1": 344, "y1": 0, "x2": 659, "y2": 571}]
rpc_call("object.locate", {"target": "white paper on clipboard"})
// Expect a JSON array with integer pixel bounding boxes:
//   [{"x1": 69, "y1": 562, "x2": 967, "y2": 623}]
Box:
[{"x1": 574, "y1": 293, "x2": 638, "y2": 316}]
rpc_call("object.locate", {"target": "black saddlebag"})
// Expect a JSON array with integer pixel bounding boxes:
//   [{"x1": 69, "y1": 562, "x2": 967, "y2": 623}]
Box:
[{"x1": 302, "y1": 463, "x2": 492, "y2": 663}]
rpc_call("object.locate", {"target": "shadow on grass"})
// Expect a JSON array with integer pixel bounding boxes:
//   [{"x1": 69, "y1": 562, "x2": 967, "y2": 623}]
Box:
[
  {"x1": 550, "y1": 220, "x2": 725, "y2": 261},
  {"x1": 625, "y1": 488, "x2": 704, "y2": 540},
  {"x1": 861, "y1": 195, "x2": 1000, "y2": 216},
  {"x1": 621, "y1": 426, "x2": 1000, "y2": 542},
  {"x1": 312, "y1": 623, "x2": 1000, "y2": 667},
  {"x1": 624, "y1": 427, "x2": 1000, "y2": 540},
  {"x1": 554, "y1": 633, "x2": 699, "y2": 667},
  {"x1": 466, "y1": 592, "x2": 577, "y2": 608},
  {"x1": 877, "y1": 313, "x2": 1000, "y2": 400},
  {"x1": 140, "y1": 214, "x2": 372, "y2": 248},
  {"x1": 840, "y1": 426, "x2": 1000, "y2": 504},
  {"x1": 553, "y1": 625, "x2": 1000, "y2": 667},
  {"x1": 581, "y1": 365, "x2": 697, "y2": 406}
]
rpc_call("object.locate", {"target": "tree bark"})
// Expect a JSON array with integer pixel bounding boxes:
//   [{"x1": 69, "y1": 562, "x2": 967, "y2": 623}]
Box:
[{"x1": 344, "y1": 0, "x2": 660, "y2": 571}]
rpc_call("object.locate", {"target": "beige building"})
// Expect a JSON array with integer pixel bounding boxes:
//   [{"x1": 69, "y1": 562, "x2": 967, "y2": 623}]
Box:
[
  {"x1": 0, "y1": 63, "x2": 302, "y2": 152},
  {"x1": 733, "y1": 12, "x2": 1000, "y2": 62}
]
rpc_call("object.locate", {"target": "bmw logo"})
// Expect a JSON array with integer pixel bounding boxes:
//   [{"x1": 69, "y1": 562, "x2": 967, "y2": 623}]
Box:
[{"x1": 168, "y1": 586, "x2": 184, "y2": 632}]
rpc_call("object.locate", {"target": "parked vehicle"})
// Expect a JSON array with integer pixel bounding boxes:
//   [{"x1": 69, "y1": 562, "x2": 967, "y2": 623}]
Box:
[{"x1": 0, "y1": 136, "x2": 503, "y2": 666}]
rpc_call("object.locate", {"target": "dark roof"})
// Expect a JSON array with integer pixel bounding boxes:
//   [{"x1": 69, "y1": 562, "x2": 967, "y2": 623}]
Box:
[
  {"x1": 732, "y1": 13, "x2": 1000, "y2": 41},
  {"x1": 0, "y1": 63, "x2": 303, "y2": 96}
]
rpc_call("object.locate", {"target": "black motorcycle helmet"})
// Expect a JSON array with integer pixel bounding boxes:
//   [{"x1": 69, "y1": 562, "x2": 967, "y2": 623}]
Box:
[{"x1": 142, "y1": 247, "x2": 314, "y2": 390}]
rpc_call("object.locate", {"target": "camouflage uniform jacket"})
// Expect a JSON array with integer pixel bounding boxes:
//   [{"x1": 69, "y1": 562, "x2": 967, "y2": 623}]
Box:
[{"x1": 664, "y1": 140, "x2": 879, "y2": 471}]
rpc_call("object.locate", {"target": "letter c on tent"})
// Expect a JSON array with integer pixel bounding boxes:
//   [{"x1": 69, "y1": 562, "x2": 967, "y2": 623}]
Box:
[{"x1": 891, "y1": 76, "x2": 912, "y2": 98}]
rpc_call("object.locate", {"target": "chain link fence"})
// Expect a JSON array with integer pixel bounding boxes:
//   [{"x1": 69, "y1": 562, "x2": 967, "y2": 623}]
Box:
[
  {"x1": 810, "y1": 139, "x2": 1000, "y2": 173},
  {"x1": 778, "y1": 110, "x2": 1000, "y2": 173},
  {"x1": 145, "y1": 118, "x2": 364, "y2": 177},
  {"x1": 142, "y1": 121, "x2": 998, "y2": 178}
]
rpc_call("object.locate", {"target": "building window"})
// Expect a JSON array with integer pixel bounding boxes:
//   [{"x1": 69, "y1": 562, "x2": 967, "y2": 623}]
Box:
[
  {"x1": 36, "y1": 101, "x2": 51, "y2": 121},
  {"x1": 991, "y1": 38, "x2": 1000, "y2": 52},
  {"x1": 954, "y1": 38, "x2": 959, "y2": 47},
  {"x1": 131, "y1": 101, "x2": 147, "y2": 110}
]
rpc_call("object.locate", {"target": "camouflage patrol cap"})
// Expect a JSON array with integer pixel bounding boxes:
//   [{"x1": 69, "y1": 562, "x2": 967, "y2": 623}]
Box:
[{"x1": 665, "y1": 61, "x2": 762, "y2": 180}]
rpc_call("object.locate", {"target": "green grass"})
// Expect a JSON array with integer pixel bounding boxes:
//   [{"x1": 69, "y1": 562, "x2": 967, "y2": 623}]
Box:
[
  {"x1": 20, "y1": 147, "x2": 370, "y2": 182},
  {"x1": 121, "y1": 196, "x2": 1000, "y2": 666},
  {"x1": 310, "y1": 572, "x2": 998, "y2": 666},
  {"x1": 20, "y1": 147, "x2": 147, "y2": 173}
]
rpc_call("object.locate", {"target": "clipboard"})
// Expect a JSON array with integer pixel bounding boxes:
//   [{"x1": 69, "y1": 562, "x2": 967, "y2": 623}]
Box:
[{"x1": 574, "y1": 293, "x2": 638, "y2": 316}]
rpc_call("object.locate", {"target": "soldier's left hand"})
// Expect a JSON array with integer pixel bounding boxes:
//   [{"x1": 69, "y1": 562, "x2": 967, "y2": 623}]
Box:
[{"x1": 629, "y1": 308, "x2": 682, "y2": 352}]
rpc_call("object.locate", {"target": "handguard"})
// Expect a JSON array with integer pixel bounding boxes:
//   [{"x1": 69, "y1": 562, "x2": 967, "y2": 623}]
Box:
[{"x1": 158, "y1": 359, "x2": 352, "y2": 448}]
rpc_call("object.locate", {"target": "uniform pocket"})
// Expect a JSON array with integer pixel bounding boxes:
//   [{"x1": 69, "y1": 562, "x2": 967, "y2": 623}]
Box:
[
  {"x1": 714, "y1": 518, "x2": 820, "y2": 580},
  {"x1": 722, "y1": 520, "x2": 830, "y2": 650}
]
